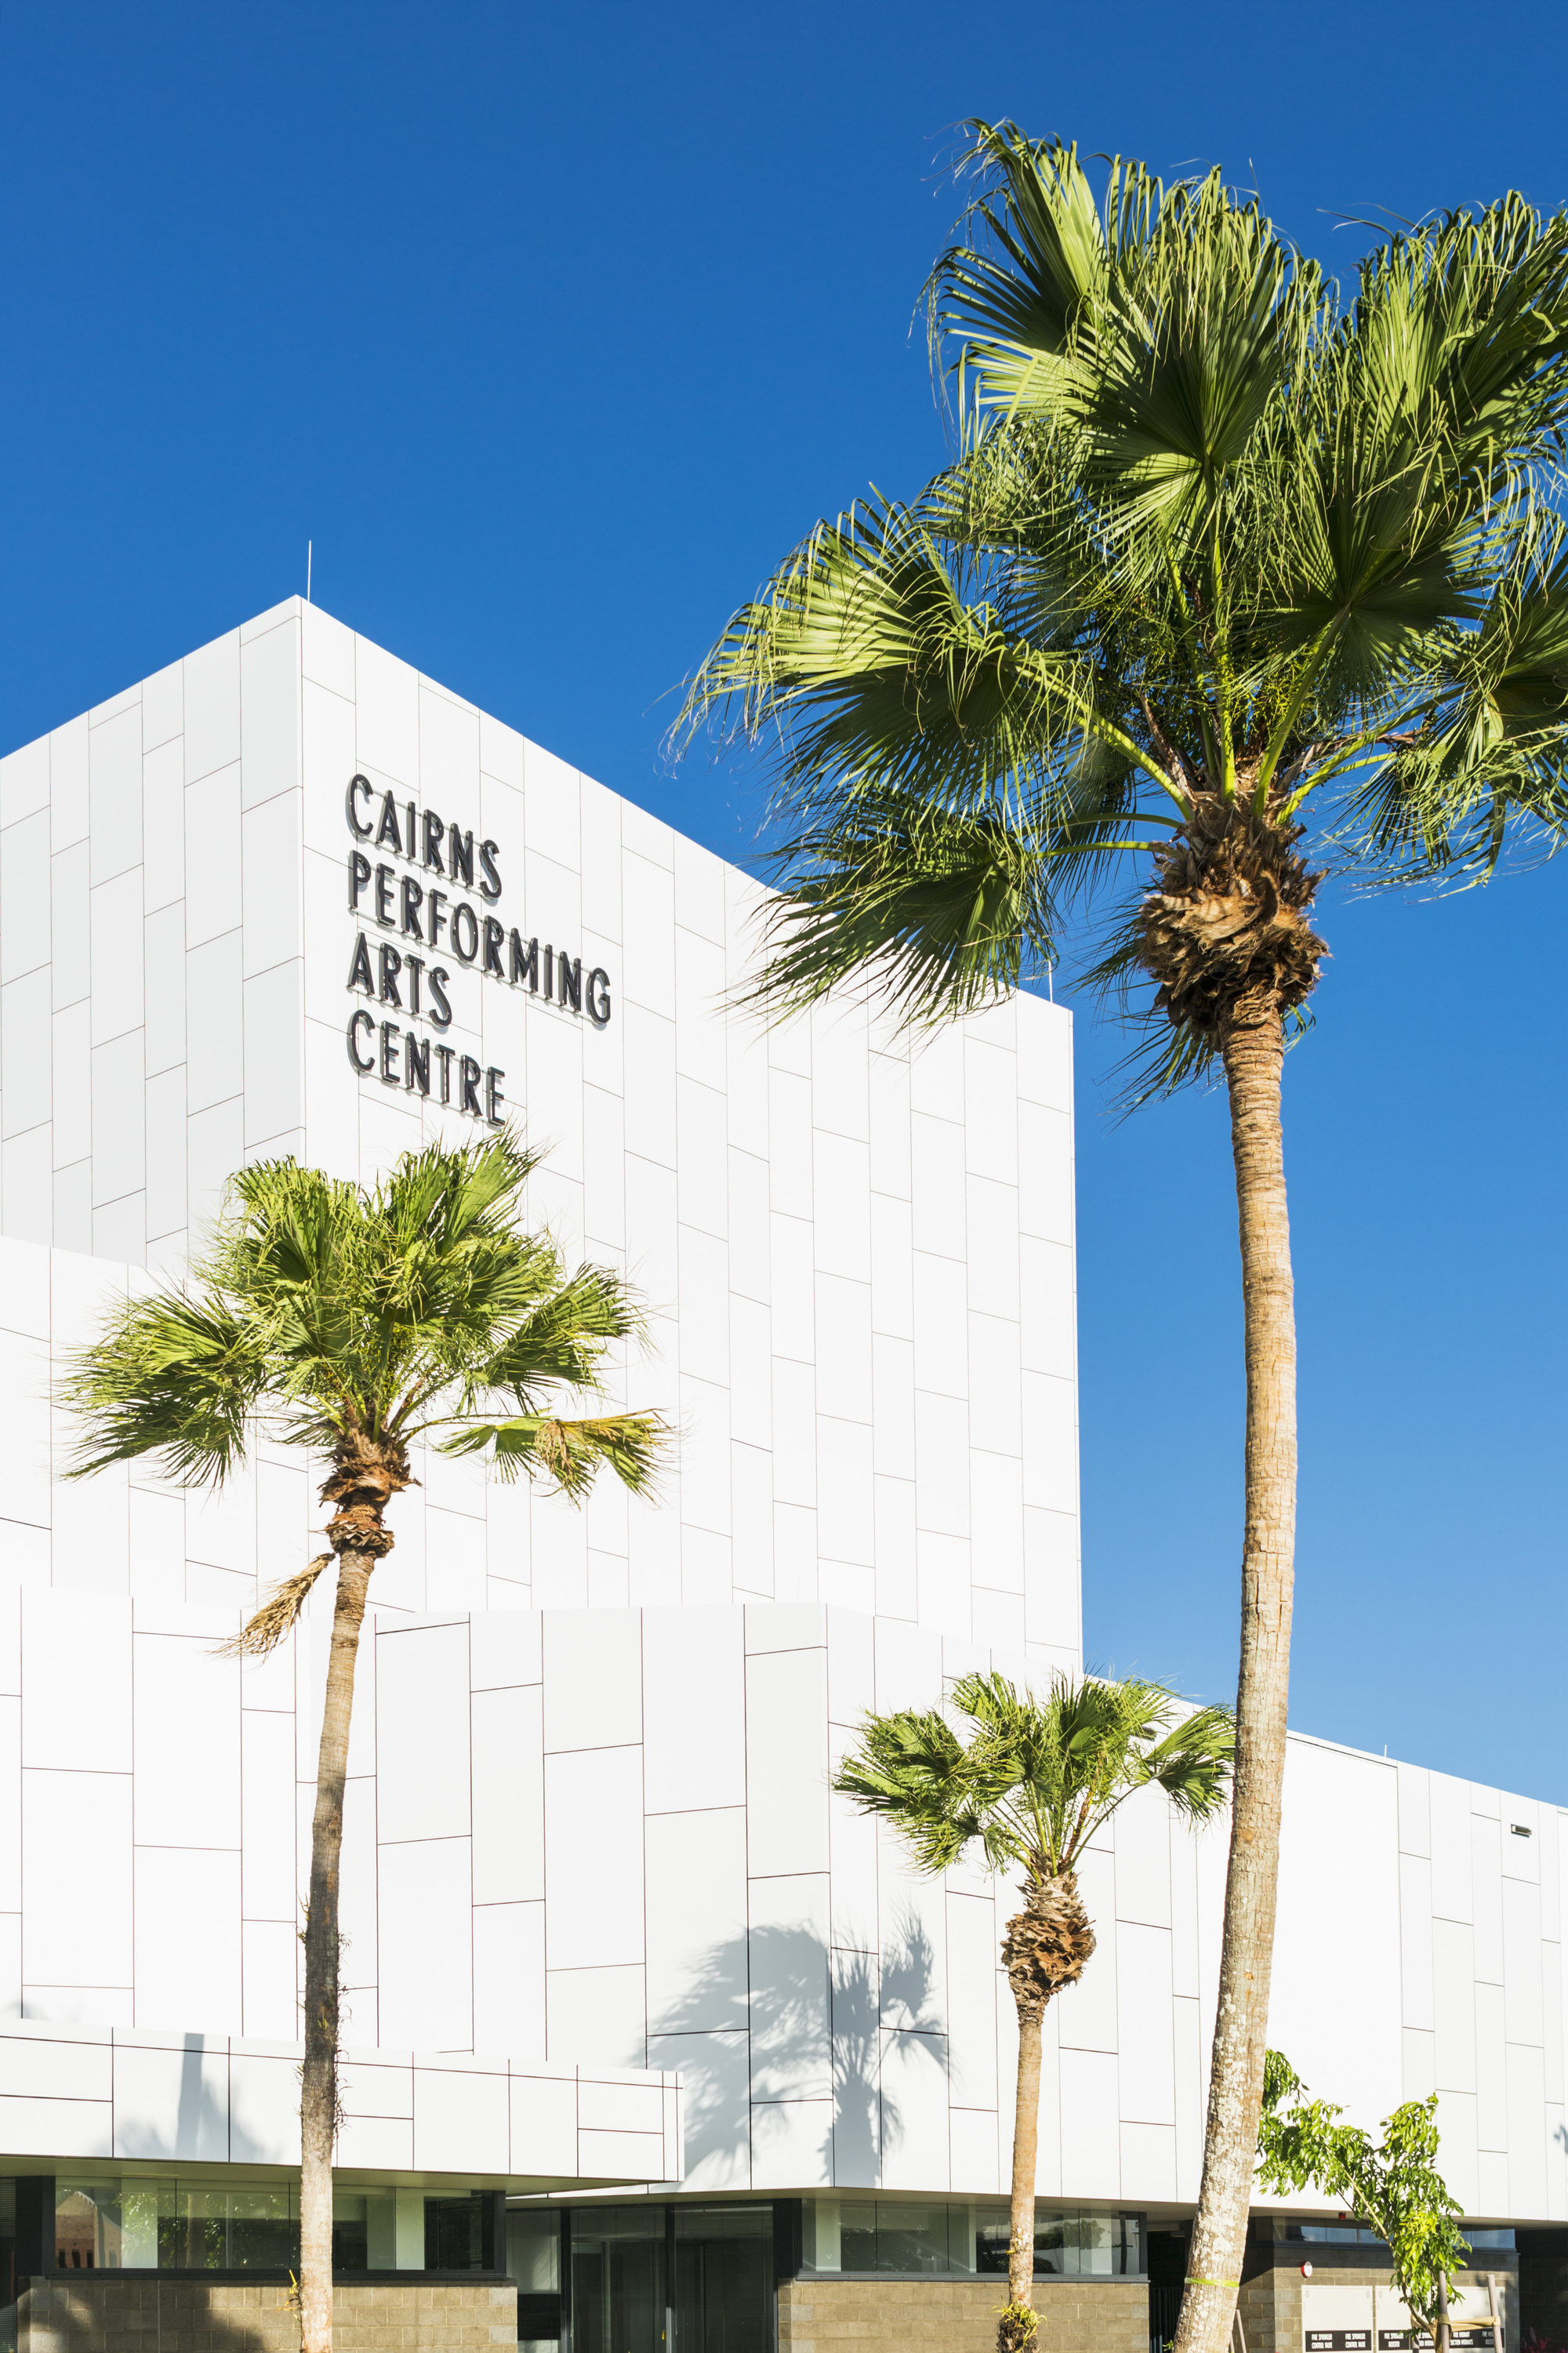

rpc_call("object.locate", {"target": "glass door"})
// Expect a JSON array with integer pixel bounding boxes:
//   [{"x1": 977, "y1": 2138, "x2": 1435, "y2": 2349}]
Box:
[
  {"x1": 673, "y1": 2207, "x2": 774, "y2": 2353},
  {"x1": 570, "y1": 2207, "x2": 669, "y2": 2353}
]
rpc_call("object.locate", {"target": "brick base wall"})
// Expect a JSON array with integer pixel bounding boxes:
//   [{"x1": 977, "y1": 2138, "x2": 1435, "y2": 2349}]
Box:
[
  {"x1": 777, "y1": 2275, "x2": 1148, "y2": 2353},
  {"x1": 14, "y1": 2275, "x2": 518, "y2": 2352}
]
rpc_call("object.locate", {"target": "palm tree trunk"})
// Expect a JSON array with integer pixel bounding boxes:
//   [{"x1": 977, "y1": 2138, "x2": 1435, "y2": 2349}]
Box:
[
  {"x1": 299, "y1": 1549, "x2": 375, "y2": 2353},
  {"x1": 1006, "y1": 1998, "x2": 1043, "y2": 2337},
  {"x1": 1174, "y1": 1004, "x2": 1297, "y2": 2353},
  {"x1": 995, "y1": 1872, "x2": 1095, "y2": 2353}
]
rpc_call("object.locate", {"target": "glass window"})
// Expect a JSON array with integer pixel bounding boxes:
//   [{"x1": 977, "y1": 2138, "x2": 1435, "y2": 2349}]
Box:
[
  {"x1": 874, "y1": 2205, "x2": 953, "y2": 2275},
  {"x1": 509, "y1": 2206, "x2": 562, "y2": 2293},
  {"x1": 330, "y1": 2192, "x2": 370, "y2": 2274},
  {"x1": 839, "y1": 2200, "x2": 877, "y2": 2271},
  {"x1": 55, "y1": 2185, "x2": 118, "y2": 2271},
  {"x1": 1278, "y1": 2220, "x2": 1391, "y2": 2248},
  {"x1": 1279, "y1": 2222, "x2": 1510, "y2": 2254},
  {"x1": 974, "y1": 2204, "x2": 1146, "y2": 2279},
  {"x1": 424, "y1": 2193, "x2": 495, "y2": 2274},
  {"x1": 0, "y1": 2177, "x2": 14, "y2": 2353},
  {"x1": 508, "y1": 2206, "x2": 563, "y2": 2353},
  {"x1": 51, "y1": 2175, "x2": 495, "y2": 2275},
  {"x1": 808, "y1": 2198, "x2": 978, "y2": 2275},
  {"x1": 157, "y1": 2184, "x2": 293, "y2": 2271}
]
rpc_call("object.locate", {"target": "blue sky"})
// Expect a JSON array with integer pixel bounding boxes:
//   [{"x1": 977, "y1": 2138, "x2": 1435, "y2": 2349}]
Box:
[{"x1": 3, "y1": 0, "x2": 1566, "y2": 1797}]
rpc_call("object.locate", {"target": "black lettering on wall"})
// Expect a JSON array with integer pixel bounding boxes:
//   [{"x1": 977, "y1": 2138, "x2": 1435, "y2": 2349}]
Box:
[
  {"x1": 344, "y1": 772, "x2": 617, "y2": 1041},
  {"x1": 452, "y1": 904, "x2": 479, "y2": 964},
  {"x1": 485, "y1": 1067, "x2": 506, "y2": 1125},
  {"x1": 347, "y1": 1009, "x2": 376, "y2": 1071},
  {"x1": 435, "y1": 1043, "x2": 455, "y2": 1102},
  {"x1": 405, "y1": 1033, "x2": 431, "y2": 1096},
  {"x1": 380, "y1": 1021, "x2": 401, "y2": 1085},
  {"x1": 459, "y1": 1055, "x2": 483, "y2": 1115}
]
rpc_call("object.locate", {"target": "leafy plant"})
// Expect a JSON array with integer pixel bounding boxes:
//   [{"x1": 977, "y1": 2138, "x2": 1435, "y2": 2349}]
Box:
[{"x1": 1258, "y1": 2049, "x2": 1469, "y2": 2346}]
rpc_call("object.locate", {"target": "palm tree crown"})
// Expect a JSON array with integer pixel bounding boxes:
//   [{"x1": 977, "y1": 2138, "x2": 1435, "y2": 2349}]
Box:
[
  {"x1": 64, "y1": 1130, "x2": 663, "y2": 1522},
  {"x1": 686, "y1": 125, "x2": 1568, "y2": 1080},
  {"x1": 837, "y1": 1667, "x2": 1233, "y2": 1879}
]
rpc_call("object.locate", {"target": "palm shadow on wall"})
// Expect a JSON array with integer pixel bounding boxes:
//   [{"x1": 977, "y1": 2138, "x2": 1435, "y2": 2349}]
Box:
[{"x1": 649, "y1": 1912, "x2": 944, "y2": 2190}]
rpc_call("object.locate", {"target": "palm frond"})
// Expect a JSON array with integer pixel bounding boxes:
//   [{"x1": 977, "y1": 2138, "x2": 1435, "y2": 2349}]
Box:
[
  {"x1": 930, "y1": 125, "x2": 1109, "y2": 423},
  {"x1": 832, "y1": 1707, "x2": 985, "y2": 1874},
  {"x1": 681, "y1": 488, "x2": 1131, "y2": 815},
  {"x1": 1345, "y1": 500, "x2": 1568, "y2": 877},
  {"x1": 836, "y1": 1669, "x2": 1235, "y2": 1885},
  {"x1": 219, "y1": 1556, "x2": 332, "y2": 1658},
  {"x1": 739, "y1": 788, "x2": 1062, "y2": 1027},
  {"x1": 60, "y1": 1290, "x2": 274, "y2": 1487},
  {"x1": 467, "y1": 1264, "x2": 648, "y2": 1407},
  {"x1": 446, "y1": 1408, "x2": 670, "y2": 1498},
  {"x1": 1139, "y1": 1704, "x2": 1236, "y2": 1819}
]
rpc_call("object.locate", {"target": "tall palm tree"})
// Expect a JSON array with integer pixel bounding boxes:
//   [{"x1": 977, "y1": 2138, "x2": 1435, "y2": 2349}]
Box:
[
  {"x1": 835, "y1": 1671, "x2": 1232, "y2": 2353},
  {"x1": 683, "y1": 128, "x2": 1568, "y2": 2353},
  {"x1": 60, "y1": 1134, "x2": 667, "y2": 2353}
]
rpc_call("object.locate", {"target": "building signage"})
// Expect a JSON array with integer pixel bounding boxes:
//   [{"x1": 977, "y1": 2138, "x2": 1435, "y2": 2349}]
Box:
[
  {"x1": 342, "y1": 772, "x2": 612, "y2": 1122},
  {"x1": 1306, "y1": 2331, "x2": 1372, "y2": 2350},
  {"x1": 1375, "y1": 2335, "x2": 1494, "y2": 2351}
]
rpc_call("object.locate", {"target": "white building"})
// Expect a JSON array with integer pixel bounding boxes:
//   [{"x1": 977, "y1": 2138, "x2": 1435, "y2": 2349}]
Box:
[{"x1": 0, "y1": 599, "x2": 1559, "y2": 2352}]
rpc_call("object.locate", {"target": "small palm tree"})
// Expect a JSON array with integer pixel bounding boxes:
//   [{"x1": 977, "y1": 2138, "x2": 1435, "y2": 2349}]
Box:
[
  {"x1": 60, "y1": 1133, "x2": 667, "y2": 2353},
  {"x1": 685, "y1": 127, "x2": 1568, "y2": 2353},
  {"x1": 834, "y1": 1670, "x2": 1233, "y2": 2353}
]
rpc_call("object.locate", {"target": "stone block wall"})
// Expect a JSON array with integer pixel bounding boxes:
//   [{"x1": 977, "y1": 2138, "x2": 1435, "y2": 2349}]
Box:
[
  {"x1": 13, "y1": 2275, "x2": 517, "y2": 2351},
  {"x1": 777, "y1": 2276, "x2": 1147, "y2": 2353}
]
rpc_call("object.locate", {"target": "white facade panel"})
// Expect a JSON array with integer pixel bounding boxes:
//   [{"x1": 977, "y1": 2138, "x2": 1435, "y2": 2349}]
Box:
[
  {"x1": 0, "y1": 601, "x2": 1556, "y2": 2222},
  {"x1": 0, "y1": 1578, "x2": 1554, "y2": 2202},
  {"x1": 0, "y1": 602, "x2": 1081, "y2": 1659}
]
